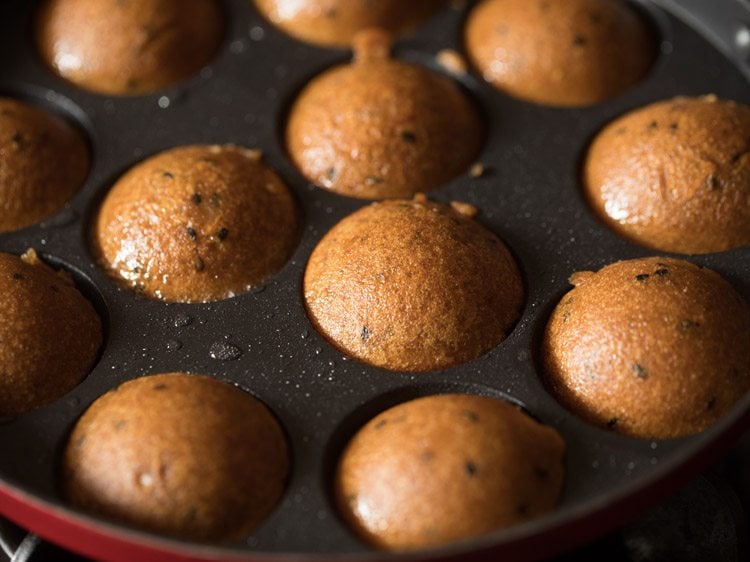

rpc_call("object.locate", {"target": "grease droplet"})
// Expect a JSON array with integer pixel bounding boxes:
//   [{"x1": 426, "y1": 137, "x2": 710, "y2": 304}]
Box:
[
  {"x1": 209, "y1": 341, "x2": 242, "y2": 361},
  {"x1": 166, "y1": 339, "x2": 182, "y2": 351},
  {"x1": 173, "y1": 314, "x2": 192, "y2": 328}
]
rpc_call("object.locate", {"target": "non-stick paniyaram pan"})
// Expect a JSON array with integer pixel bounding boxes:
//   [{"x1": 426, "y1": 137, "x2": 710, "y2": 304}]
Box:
[{"x1": 0, "y1": 0, "x2": 748, "y2": 560}]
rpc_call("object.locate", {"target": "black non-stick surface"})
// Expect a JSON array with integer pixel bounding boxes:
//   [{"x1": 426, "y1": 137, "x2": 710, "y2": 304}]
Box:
[{"x1": 0, "y1": 0, "x2": 748, "y2": 559}]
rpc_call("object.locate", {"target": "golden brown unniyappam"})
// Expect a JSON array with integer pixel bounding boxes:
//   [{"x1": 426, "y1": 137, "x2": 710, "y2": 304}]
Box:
[
  {"x1": 304, "y1": 196, "x2": 523, "y2": 371},
  {"x1": 465, "y1": 0, "x2": 656, "y2": 107},
  {"x1": 0, "y1": 249, "x2": 101, "y2": 417},
  {"x1": 336, "y1": 393, "x2": 565, "y2": 550},
  {"x1": 543, "y1": 257, "x2": 750, "y2": 438},
  {"x1": 36, "y1": 0, "x2": 224, "y2": 95},
  {"x1": 93, "y1": 144, "x2": 298, "y2": 303},
  {"x1": 287, "y1": 30, "x2": 482, "y2": 199},
  {"x1": 63, "y1": 373, "x2": 289, "y2": 542},
  {"x1": 584, "y1": 95, "x2": 750, "y2": 254},
  {"x1": 0, "y1": 97, "x2": 89, "y2": 232}
]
